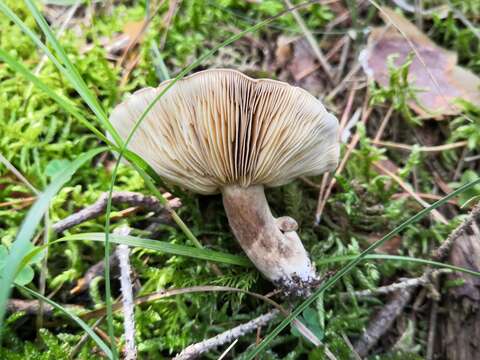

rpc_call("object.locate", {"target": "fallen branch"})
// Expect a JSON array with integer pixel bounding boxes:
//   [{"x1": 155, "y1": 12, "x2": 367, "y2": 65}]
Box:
[
  {"x1": 70, "y1": 255, "x2": 119, "y2": 295},
  {"x1": 6, "y1": 299, "x2": 83, "y2": 316},
  {"x1": 338, "y1": 270, "x2": 450, "y2": 300},
  {"x1": 353, "y1": 288, "x2": 415, "y2": 357},
  {"x1": 173, "y1": 310, "x2": 279, "y2": 360},
  {"x1": 52, "y1": 191, "x2": 181, "y2": 233},
  {"x1": 432, "y1": 202, "x2": 480, "y2": 261}
]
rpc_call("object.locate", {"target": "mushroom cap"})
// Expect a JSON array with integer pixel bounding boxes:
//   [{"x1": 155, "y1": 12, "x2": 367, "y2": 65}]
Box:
[{"x1": 109, "y1": 69, "x2": 339, "y2": 194}]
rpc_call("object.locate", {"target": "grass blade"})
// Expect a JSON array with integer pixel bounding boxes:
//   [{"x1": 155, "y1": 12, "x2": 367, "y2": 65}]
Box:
[
  {"x1": 23, "y1": 0, "x2": 120, "y2": 142},
  {"x1": 44, "y1": 233, "x2": 252, "y2": 267},
  {"x1": 0, "y1": 147, "x2": 106, "y2": 332},
  {"x1": 245, "y1": 178, "x2": 480, "y2": 359},
  {"x1": 18, "y1": 285, "x2": 113, "y2": 359},
  {"x1": 316, "y1": 254, "x2": 480, "y2": 278},
  {"x1": 0, "y1": 47, "x2": 109, "y2": 144},
  {"x1": 0, "y1": 1, "x2": 122, "y2": 144}
]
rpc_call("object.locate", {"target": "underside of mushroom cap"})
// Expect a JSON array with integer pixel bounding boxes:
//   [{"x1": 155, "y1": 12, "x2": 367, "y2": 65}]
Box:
[{"x1": 109, "y1": 69, "x2": 339, "y2": 194}]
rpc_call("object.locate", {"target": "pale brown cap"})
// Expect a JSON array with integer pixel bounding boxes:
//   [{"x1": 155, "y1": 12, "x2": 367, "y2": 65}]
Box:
[{"x1": 109, "y1": 69, "x2": 339, "y2": 194}]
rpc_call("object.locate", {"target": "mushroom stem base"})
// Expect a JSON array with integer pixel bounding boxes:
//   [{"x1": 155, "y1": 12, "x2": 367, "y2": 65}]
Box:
[{"x1": 222, "y1": 185, "x2": 318, "y2": 297}]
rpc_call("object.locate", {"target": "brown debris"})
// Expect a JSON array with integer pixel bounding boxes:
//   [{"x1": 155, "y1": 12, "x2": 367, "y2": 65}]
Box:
[
  {"x1": 438, "y1": 219, "x2": 480, "y2": 359},
  {"x1": 354, "y1": 288, "x2": 415, "y2": 357},
  {"x1": 275, "y1": 37, "x2": 326, "y2": 96},
  {"x1": 52, "y1": 191, "x2": 181, "y2": 234},
  {"x1": 361, "y1": 7, "x2": 480, "y2": 119}
]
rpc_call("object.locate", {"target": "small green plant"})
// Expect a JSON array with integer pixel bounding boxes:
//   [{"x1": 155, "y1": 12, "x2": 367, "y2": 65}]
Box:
[
  {"x1": 370, "y1": 53, "x2": 422, "y2": 124},
  {"x1": 449, "y1": 100, "x2": 480, "y2": 150}
]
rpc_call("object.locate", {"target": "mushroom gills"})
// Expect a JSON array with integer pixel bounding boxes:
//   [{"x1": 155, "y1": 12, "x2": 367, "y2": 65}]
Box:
[{"x1": 222, "y1": 185, "x2": 318, "y2": 296}]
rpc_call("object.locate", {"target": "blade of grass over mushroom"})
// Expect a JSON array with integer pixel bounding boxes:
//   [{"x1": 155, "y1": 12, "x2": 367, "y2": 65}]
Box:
[
  {"x1": 22, "y1": 238, "x2": 480, "y2": 281},
  {"x1": 104, "y1": 0, "x2": 327, "y2": 253},
  {"x1": 245, "y1": 178, "x2": 480, "y2": 359},
  {"x1": 102, "y1": 0, "x2": 328, "y2": 349},
  {"x1": 17, "y1": 285, "x2": 113, "y2": 360},
  {"x1": 0, "y1": 147, "x2": 106, "y2": 335}
]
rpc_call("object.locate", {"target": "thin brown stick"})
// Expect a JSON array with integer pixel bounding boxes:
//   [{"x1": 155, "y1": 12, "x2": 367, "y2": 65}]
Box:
[
  {"x1": 117, "y1": 0, "x2": 165, "y2": 67},
  {"x1": 159, "y1": 0, "x2": 181, "y2": 50},
  {"x1": 338, "y1": 269, "x2": 450, "y2": 300},
  {"x1": 0, "y1": 196, "x2": 36, "y2": 208},
  {"x1": 392, "y1": 192, "x2": 458, "y2": 206},
  {"x1": 432, "y1": 202, "x2": 480, "y2": 261},
  {"x1": 315, "y1": 93, "x2": 371, "y2": 223},
  {"x1": 373, "y1": 105, "x2": 394, "y2": 142},
  {"x1": 52, "y1": 191, "x2": 180, "y2": 233},
  {"x1": 334, "y1": 36, "x2": 351, "y2": 83},
  {"x1": 283, "y1": 0, "x2": 334, "y2": 82},
  {"x1": 70, "y1": 316, "x2": 105, "y2": 358},
  {"x1": 315, "y1": 84, "x2": 357, "y2": 223},
  {"x1": 6, "y1": 299, "x2": 82, "y2": 316},
  {"x1": 353, "y1": 287, "x2": 415, "y2": 357},
  {"x1": 373, "y1": 162, "x2": 448, "y2": 224}
]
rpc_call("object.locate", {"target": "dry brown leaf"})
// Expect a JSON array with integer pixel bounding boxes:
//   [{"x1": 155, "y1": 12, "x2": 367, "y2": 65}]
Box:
[
  {"x1": 361, "y1": 7, "x2": 480, "y2": 119},
  {"x1": 275, "y1": 37, "x2": 325, "y2": 96}
]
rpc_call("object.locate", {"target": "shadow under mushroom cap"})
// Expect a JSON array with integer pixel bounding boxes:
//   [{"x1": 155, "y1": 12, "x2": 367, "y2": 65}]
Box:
[{"x1": 109, "y1": 69, "x2": 340, "y2": 194}]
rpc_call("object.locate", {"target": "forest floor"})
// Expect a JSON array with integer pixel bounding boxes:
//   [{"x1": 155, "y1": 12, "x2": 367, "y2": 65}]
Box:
[{"x1": 1, "y1": 0, "x2": 480, "y2": 359}]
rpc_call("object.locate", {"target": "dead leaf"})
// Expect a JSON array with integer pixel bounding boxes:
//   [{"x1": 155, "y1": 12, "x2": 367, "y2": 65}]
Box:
[
  {"x1": 275, "y1": 37, "x2": 325, "y2": 96},
  {"x1": 361, "y1": 7, "x2": 480, "y2": 119},
  {"x1": 275, "y1": 36, "x2": 294, "y2": 67}
]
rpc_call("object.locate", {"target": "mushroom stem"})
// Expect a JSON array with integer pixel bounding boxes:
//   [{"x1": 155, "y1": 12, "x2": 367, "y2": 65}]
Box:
[{"x1": 222, "y1": 185, "x2": 318, "y2": 296}]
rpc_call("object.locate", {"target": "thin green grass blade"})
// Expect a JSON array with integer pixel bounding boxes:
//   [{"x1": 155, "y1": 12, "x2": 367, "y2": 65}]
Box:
[
  {"x1": 316, "y1": 254, "x2": 480, "y2": 278},
  {"x1": 52, "y1": 233, "x2": 252, "y2": 267},
  {"x1": 0, "y1": 147, "x2": 106, "y2": 333},
  {"x1": 245, "y1": 179, "x2": 480, "y2": 359},
  {"x1": 0, "y1": 47, "x2": 109, "y2": 144},
  {"x1": 0, "y1": 0, "x2": 122, "y2": 144},
  {"x1": 23, "y1": 0, "x2": 120, "y2": 142},
  {"x1": 18, "y1": 285, "x2": 113, "y2": 359}
]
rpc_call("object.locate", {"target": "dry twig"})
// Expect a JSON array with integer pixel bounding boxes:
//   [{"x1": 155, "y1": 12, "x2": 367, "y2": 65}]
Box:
[
  {"x1": 6, "y1": 299, "x2": 83, "y2": 316},
  {"x1": 432, "y1": 203, "x2": 480, "y2": 261},
  {"x1": 283, "y1": 0, "x2": 334, "y2": 82},
  {"x1": 173, "y1": 310, "x2": 279, "y2": 360},
  {"x1": 52, "y1": 191, "x2": 180, "y2": 233},
  {"x1": 353, "y1": 288, "x2": 415, "y2": 357}
]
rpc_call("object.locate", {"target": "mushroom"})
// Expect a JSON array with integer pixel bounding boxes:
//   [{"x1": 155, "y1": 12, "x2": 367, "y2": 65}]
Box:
[{"x1": 109, "y1": 69, "x2": 339, "y2": 296}]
